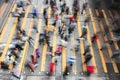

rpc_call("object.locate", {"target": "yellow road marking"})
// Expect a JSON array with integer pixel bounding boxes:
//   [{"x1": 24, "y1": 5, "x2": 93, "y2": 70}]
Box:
[
  {"x1": 96, "y1": 9, "x2": 119, "y2": 73},
  {"x1": 102, "y1": 10, "x2": 119, "y2": 50},
  {"x1": 40, "y1": 7, "x2": 51, "y2": 71},
  {"x1": 71, "y1": 33, "x2": 76, "y2": 74},
  {"x1": 62, "y1": 47, "x2": 66, "y2": 72},
  {"x1": 19, "y1": 19, "x2": 34, "y2": 71},
  {"x1": 61, "y1": 11, "x2": 66, "y2": 72},
  {"x1": 52, "y1": 26, "x2": 57, "y2": 62},
  {"x1": 89, "y1": 8, "x2": 107, "y2": 73},
  {"x1": 77, "y1": 13, "x2": 86, "y2": 71},
  {"x1": 41, "y1": 44, "x2": 47, "y2": 71},
  {"x1": 84, "y1": 10, "x2": 98, "y2": 73}
]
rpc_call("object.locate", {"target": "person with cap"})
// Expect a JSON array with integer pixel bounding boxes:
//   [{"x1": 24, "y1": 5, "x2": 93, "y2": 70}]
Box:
[{"x1": 32, "y1": 6, "x2": 38, "y2": 18}]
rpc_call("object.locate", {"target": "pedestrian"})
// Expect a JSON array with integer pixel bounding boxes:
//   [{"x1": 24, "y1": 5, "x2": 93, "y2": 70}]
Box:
[
  {"x1": 43, "y1": 8, "x2": 47, "y2": 19},
  {"x1": 83, "y1": 46, "x2": 90, "y2": 55},
  {"x1": 15, "y1": 44, "x2": 23, "y2": 51},
  {"x1": 55, "y1": 45, "x2": 62, "y2": 56},
  {"x1": 66, "y1": 6, "x2": 69, "y2": 14},
  {"x1": 86, "y1": 65, "x2": 95, "y2": 76},
  {"x1": 68, "y1": 27, "x2": 74, "y2": 37},
  {"x1": 91, "y1": 34, "x2": 99, "y2": 43},
  {"x1": 31, "y1": 55, "x2": 37, "y2": 64},
  {"x1": 52, "y1": 20, "x2": 56, "y2": 27},
  {"x1": 60, "y1": 39, "x2": 68, "y2": 47},
  {"x1": 84, "y1": 54, "x2": 92, "y2": 64},
  {"x1": 84, "y1": 16, "x2": 89, "y2": 25},
  {"x1": 58, "y1": 25, "x2": 62, "y2": 35},
  {"x1": 1, "y1": 62, "x2": 9, "y2": 69},
  {"x1": 45, "y1": 0, "x2": 48, "y2": 4},
  {"x1": 63, "y1": 65, "x2": 71, "y2": 78},
  {"x1": 48, "y1": 62, "x2": 55, "y2": 76},
  {"x1": 80, "y1": 27, "x2": 87, "y2": 38},
  {"x1": 26, "y1": 61, "x2": 38, "y2": 72},
  {"x1": 111, "y1": 50, "x2": 120, "y2": 58},
  {"x1": 69, "y1": 15, "x2": 74, "y2": 24},
  {"x1": 67, "y1": 56, "x2": 76, "y2": 66},
  {"x1": 100, "y1": 43, "x2": 110, "y2": 50},
  {"x1": 35, "y1": 49, "x2": 40, "y2": 58},
  {"x1": 32, "y1": 21, "x2": 38, "y2": 33},
  {"x1": 81, "y1": 2, "x2": 87, "y2": 14},
  {"x1": 21, "y1": 36, "x2": 34, "y2": 47},
  {"x1": 45, "y1": 17, "x2": 48, "y2": 25},
  {"x1": 32, "y1": 6, "x2": 38, "y2": 18},
  {"x1": 11, "y1": 70, "x2": 21, "y2": 79}
]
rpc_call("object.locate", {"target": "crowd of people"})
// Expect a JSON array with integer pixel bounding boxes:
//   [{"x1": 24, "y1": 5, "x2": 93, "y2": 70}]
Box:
[{"x1": 0, "y1": 0, "x2": 120, "y2": 79}]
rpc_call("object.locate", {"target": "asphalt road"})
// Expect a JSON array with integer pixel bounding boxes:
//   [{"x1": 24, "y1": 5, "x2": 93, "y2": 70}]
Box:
[{"x1": 0, "y1": 0, "x2": 120, "y2": 80}]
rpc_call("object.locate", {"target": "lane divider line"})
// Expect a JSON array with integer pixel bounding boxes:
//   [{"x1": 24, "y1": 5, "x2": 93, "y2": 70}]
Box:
[
  {"x1": 72, "y1": 32, "x2": 77, "y2": 74},
  {"x1": 62, "y1": 12, "x2": 66, "y2": 72}
]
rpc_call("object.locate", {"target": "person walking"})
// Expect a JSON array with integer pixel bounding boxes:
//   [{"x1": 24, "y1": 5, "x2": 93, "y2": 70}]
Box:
[
  {"x1": 81, "y1": 2, "x2": 87, "y2": 14},
  {"x1": 31, "y1": 55, "x2": 37, "y2": 64},
  {"x1": 48, "y1": 62, "x2": 55, "y2": 76},
  {"x1": 91, "y1": 34, "x2": 99, "y2": 43},
  {"x1": 86, "y1": 65, "x2": 95, "y2": 76},
  {"x1": 111, "y1": 50, "x2": 120, "y2": 58},
  {"x1": 63, "y1": 66, "x2": 70, "y2": 78},
  {"x1": 83, "y1": 46, "x2": 90, "y2": 55},
  {"x1": 32, "y1": 6, "x2": 38, "y2": 18},
  {"x1": 35, "y1": 49, "x2": 40, "y2": 58},
  {"x1": 80, "y1": 27, "x2": 87, "y2": 38},
  {"x1": 84, "y1": 16, "x2": 89, "y2": 25},
  {"x1": 84, "y1": 54, "x2": 92, "y2": 64}
]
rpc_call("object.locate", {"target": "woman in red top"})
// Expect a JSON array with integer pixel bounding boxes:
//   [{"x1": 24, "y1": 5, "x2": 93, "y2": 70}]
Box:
[
  {"x1": 31, "y1": 55, "x2": 37, "y2": 64},
  {"x1": 69, "y1": 16, "x2": 74, "y2": 24},
  {"x1": 49, "y1": 62, "x2": 55, "y2": 76}
]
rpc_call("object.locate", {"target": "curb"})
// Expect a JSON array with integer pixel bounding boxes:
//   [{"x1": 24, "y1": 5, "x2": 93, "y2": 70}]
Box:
[{"x1": 0, "y1": 0, "x2": 16, "y2": 34}]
